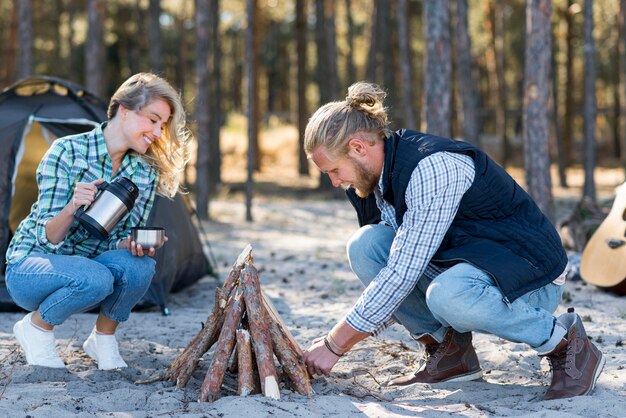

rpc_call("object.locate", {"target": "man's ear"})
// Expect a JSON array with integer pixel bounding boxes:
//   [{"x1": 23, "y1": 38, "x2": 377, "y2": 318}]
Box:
[{"x1": 347, "y1": 138, "x2": 367, "y2": 156}]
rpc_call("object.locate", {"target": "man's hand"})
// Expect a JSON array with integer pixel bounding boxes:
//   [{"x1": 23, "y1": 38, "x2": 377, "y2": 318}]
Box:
[
  {"x1": 303, "y1": 320, "x2": 371, "y2": 377},
  {"x1": 303, "y1": 336, "x2": 341, "y2": 377}
]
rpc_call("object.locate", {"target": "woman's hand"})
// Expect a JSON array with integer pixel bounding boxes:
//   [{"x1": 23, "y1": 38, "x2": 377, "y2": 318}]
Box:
[
  {"x1": 118, "y1": 235, "x2": 168, "y2": 257},
  {"x1": 303, "y1": 336, "x2": 341, "y2": 377},
  {"x1": 71, "y1": 178, "x2": 105, "y2": 213}
]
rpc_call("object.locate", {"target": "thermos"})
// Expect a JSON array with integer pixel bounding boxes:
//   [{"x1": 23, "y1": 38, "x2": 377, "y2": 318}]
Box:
[{"x1": 74, "y1": 177, "x2": 139, "y2": 240}]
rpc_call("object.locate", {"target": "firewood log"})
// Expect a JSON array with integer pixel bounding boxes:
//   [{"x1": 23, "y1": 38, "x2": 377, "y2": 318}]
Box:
[
  {"x1": 241, "y1": 263, "x2": 280, "y2": 400},
  {"x1": 235, "y1": 329, "x2": 255, "y2": 396},
  {"x1": 199, "y1": 291, "x2": 245, "y2": 402},
  {"x1": 164, "y1": 288, "x2": 221, "y2": 383},
  {"x1": 267, "y1": 316, "x2": 311, "y2": 395},
  {"x1": 166, "y1": 245, "x2": 252, "y2": 387},
  {"x1": 262, "y1": 292, "x2": 304, "y2": 357},
  {"x1": 174, "y1": 298, "x2": 228, "y2": 388}
]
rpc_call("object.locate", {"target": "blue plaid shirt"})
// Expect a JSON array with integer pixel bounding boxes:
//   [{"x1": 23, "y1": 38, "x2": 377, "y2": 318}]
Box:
[
  {"x1": 345, "y1": 152, "x2": 475, "y2": 334},
  {"x1": 6, "y1": 123, "x2": 158, "y2": 265}
]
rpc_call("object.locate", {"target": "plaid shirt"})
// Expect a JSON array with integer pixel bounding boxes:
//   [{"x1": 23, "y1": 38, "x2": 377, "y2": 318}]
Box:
[
  {"x1": 6, "y1": 123, "x2": 158, "y2": 265},
  {"x1": 345, "y1": 152, "x2": 475, "y2": 334}
]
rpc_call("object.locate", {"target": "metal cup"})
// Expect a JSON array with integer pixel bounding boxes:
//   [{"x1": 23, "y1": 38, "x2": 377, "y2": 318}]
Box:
[{"x1": 131, "y1": 227, "x2": 165, "y2": 249}]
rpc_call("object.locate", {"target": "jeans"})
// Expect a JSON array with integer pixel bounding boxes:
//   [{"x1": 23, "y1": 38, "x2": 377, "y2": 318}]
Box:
[
  {"x1": 5, "y1": 250, "x2": 155, "y2": 326},
  {"x1": 346, "y1": 224, "x2": 565, "y2": 353}
]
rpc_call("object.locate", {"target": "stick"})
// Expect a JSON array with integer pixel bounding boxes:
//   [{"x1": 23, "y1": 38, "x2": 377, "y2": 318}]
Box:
[
  {"x1": 164, "y1": 288, "x2": 222, "y2": 383},
  {"x1": 198, "y1": 291, "x2": 245, "y2": 402},
  {"x1": 236, "y1": 329, "x2": 256, "y2": 396},
  {"x1": 240, "y1": 263, "x2": 280, "y2": 400},
  {"x1": 262, "y1": 292, "x2": 304, "y2": 357},
  {"x1": 167, "y1": 245, "x2": 252, "y2": 387},
  {"x1": 268, "y1": 316, "x2": 311, "y2": 395}
]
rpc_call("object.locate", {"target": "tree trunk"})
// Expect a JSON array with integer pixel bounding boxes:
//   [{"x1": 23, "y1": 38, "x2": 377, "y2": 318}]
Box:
[
  {"x1": 563, "y1": 0, "x2": 575, "y2": 167},
  {"x1": 209, "y1": 0, "x2": 222, "y2": 191},
  {"x1": 315, "y1": 0, "x2": 339, "y2": 193},
  {"x1": 86, "y1": 0, "x2": 106, "y2": 97},
  {"x1": 453, "y1": 0, "x2": 479, "y2": 144},
  {"x1": 245, "y1": 0, "x2": 258, "y2": 222},
  {"x1": 344, "y1": 0, "x2": 356, "y2": 85},
  {"x1": 582, "y1": 0, "x2": 596, "y2": 202},
  {"x1": 148, "y1": 0, "x2": 163, "y2": 73},
  {"x1": 366, "y1": 0, "x2": 382, "y2": 83},
  {"x1": 423, "y1": 0, "x2": 451, "y2": 137},
  {"x1": 397, "y1": 0, "x2": 415, "y2": 128},
  {"x1": 324, "y1": 0, "x2": 338, "y2": 99},
  {"x1": 195, "y1": 0, "x2": 211, "y2": 219},
  {"x1": 551, "y1": 27, "x2": 568, "y2": 188},
  {"x1": 3, "y1": 1, "x2": 18, "y2": 86},
  {"x1": 523, "y1": 0, "x2": 554, "y2": 222},
  {"x1": 17, "y1": 0, "x2": 33, "y2": 80},
  {"x1": 296, "y1": 0, "x2": 309, "y2": 176},
  {"x1": 494, "y1": 2, "x2": 508, "y2": 165},
  {"x1": 67, "y1": 0, "x2": 79, "y2": 83},
  {"x1": 618, "y1": 0, "x2": 626, "y2": 177}
]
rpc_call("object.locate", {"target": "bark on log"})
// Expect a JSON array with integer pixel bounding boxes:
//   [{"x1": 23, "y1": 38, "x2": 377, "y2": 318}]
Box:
[
  {"x1": 267, "y1": 316, "x2": 311, "y2": 395},
  {"x1": 241, "y1": 263, "x2": 280, "y2": 400},
  {"x1": 164, "y1": 288, "x2": 221, "y2": 382},
  {"x1": 174, "y1": 301, "x2": 227, "y2": 388},
  {"x1": 262, "y1": 292, "x2": 304, "y2": 357},
  {"x1": 199, "y1": 291, "x2": 245, "y2": 402},
  {"x1": 166, "y1": 245, "x2": 252, "y2": 387},
  {"x1": 236, "y1": 329, "x2": 255, "y2": 396}
]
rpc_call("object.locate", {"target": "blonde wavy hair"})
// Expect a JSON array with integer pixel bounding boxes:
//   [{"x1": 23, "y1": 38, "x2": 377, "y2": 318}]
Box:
[
  {"x1": 304, "y1": 82, "x2": 390, "y2": 159},
  {"x1": 108, "y1": 72, "x2": 191, "y2": 197}
]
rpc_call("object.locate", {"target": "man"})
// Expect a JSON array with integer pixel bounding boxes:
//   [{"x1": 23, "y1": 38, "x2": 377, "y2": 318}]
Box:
[{"x1": 302, "y1": 82, "x2": 604, "y2": 400}]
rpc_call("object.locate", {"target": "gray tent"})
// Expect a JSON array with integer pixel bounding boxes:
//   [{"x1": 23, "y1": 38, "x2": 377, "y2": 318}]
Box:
[{"x1": 0, "y1": 76, "x2": 214, "y2": 314}]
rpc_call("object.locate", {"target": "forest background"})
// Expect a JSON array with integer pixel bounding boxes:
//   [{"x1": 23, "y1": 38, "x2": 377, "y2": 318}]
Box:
[{"x1": 1, "y1": 0, "x2": 625, "y2": 224}]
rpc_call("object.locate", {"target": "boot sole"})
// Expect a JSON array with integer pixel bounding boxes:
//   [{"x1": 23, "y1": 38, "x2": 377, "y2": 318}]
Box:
[
  {"x1": 441, "y1": 369, "x2": 484, "y2": 383},
  {"x1": 389, "y1": 368, "x2": 484, "y2": 387}
]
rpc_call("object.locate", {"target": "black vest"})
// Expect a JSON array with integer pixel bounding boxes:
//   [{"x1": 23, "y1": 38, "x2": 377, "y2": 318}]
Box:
[{"x1": 346, "y1": 129, "x2": 567, "y2": 303}]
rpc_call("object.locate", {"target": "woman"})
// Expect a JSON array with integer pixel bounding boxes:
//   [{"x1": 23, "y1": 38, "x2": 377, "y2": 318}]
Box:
[{"x1": 6, "y1": 73, "x2": 191, "y2": 370}]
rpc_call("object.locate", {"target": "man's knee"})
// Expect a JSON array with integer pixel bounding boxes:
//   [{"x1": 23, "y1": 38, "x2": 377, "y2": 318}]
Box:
[
  {"x1": 425, "y1": 273, "x2": 474, "y2": 322},
  {"x1": 346, "y1": 224, "x2": 395, "y2": 283}
]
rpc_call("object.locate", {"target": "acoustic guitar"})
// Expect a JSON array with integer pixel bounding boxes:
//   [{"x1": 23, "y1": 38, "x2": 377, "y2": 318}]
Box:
[{"x1": 580, "y1": 182, "x2": 626, "y2": 296}]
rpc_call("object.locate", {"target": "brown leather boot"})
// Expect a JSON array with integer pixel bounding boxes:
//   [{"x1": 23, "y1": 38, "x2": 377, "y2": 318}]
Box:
[
  {"x1": 386, "y1": 328, "x2": 483, "y2": 387},
  {"x1": 542, "y1": 308, "x2": 605, "y2": 400}
]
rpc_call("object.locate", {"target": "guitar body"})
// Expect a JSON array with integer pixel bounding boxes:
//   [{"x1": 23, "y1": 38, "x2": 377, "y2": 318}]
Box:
[{"x1": 580, "y1": 182, "x2": 626, "y2": 296}]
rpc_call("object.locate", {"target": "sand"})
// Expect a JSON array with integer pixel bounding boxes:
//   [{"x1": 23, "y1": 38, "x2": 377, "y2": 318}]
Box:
[{"x1": 1, "y1": 197, "x2": 625, "y2": 418}]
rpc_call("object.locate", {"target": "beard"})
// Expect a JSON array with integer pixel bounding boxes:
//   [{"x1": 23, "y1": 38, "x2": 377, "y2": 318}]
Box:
[{"x1": 347, "y1": 156, "x2": 380, "y2": 198}]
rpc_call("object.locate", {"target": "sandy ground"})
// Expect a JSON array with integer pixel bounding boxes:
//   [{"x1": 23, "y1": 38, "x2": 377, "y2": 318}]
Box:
[{"x1": 1, "y1": 195, "x2": 625, "y2": 418}]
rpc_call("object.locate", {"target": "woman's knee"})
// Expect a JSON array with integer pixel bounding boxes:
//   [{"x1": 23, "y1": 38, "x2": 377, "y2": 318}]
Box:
[{"x1": 122, "y1": 256, "x2": 156, "y2": 291}]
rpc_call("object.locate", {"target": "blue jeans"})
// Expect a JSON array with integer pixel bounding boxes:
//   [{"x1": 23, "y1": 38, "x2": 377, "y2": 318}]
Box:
[
  {"x1": 5, "y1": 250, "x2": 155, "y2": 326},
  {"x1": 346, "y1": 224, "x2": 565, "y2": 354}
]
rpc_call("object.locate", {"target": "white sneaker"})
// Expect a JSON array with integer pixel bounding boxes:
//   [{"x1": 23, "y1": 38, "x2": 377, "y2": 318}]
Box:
[
  {"x1": 82, "y1": 329, "x2": 128, "y2": 370},
  {"x1": 13, "y1": 312, "x2": 65, "y2": 368}
]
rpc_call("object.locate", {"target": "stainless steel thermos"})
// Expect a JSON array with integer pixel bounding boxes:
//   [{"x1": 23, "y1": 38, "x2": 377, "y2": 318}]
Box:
[{"x1": 74, "y1": 177, "x2": 139, "y2": 240}]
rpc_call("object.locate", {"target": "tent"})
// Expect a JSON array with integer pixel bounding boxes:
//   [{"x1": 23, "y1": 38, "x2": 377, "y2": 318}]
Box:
[{"x1": 0, "y1": 76, "x2": 214, "y2": 314}]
